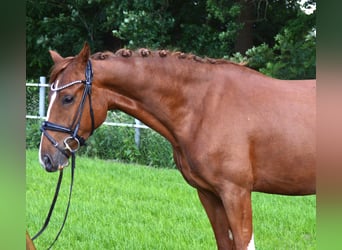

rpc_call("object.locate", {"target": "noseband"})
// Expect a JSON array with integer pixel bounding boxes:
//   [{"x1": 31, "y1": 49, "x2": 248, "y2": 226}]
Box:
[{"x1": 41, "y1": 60, "x2": 95, "y2": 155}]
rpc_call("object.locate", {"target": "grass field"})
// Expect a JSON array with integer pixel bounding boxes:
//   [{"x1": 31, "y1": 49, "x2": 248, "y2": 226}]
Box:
[{"x1": 26, "y1": 149, "x2": 316, "y2": 249}]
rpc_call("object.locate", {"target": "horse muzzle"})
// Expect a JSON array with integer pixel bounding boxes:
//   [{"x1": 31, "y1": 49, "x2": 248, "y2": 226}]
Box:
[{"x1": 39, "y1": 147, "x2": 70, "y2": 172}]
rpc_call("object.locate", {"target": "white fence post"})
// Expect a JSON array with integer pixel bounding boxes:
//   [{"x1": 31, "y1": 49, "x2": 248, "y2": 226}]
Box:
[
  {"x1": 135, "y1": 119, "x2": 141, "y2": 148},
  {"x1": 39, "y1": 76, "x2": 46, "y2": 118}
]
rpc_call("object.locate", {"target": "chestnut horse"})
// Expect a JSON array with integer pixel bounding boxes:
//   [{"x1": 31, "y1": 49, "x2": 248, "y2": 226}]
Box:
[{"x1": 39, "y1": 43, "x2": 315, "y2": 249}]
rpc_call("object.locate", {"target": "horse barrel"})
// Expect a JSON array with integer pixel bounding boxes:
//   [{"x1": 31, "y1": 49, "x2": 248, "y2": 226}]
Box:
[{"x1": 26, "y1": 230, "x2": 36, "y2": 250}]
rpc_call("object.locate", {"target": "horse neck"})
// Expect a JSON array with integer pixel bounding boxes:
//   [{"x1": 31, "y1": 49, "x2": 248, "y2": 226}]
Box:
[{"x1": 94, "y1": 56, "x2": 208, "y2": 145}]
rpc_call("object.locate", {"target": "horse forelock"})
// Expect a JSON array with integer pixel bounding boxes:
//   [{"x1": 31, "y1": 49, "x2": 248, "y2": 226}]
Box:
[
  {"x1": 49, "y1": 56, "x2": 75, "y2": 83},
  {"x1": 90, "y1": 48, "x2": 242, "y2": 66}
]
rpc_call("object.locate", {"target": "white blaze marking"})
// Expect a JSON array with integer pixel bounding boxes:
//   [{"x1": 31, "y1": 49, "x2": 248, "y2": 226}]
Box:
[
  {"x1": 39, "y1": 80, "x2": 58, "y2": 167},
  {"x1": 46, "y1": 80, "x2": 58, "y2": 120},
  {"x1": 247, "y1": 233, "x2": 255, "y2": 250},
  {"x1": 228, "y1": 229, "x2": 233, "y2": 240}
]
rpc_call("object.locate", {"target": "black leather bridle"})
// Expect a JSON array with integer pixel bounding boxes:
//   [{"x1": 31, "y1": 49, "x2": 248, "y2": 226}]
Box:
[{"x1": 32, "y1": 60, "x2": 95, "y2": 249}]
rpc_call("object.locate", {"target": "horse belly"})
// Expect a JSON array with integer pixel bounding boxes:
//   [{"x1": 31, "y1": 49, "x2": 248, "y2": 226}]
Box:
[
  {"x1": 251, "y1": 86, "x2": 315, "y2": 195},
  {"x1": 251, "y1": 135, "x2": 315, "y2": 195}
]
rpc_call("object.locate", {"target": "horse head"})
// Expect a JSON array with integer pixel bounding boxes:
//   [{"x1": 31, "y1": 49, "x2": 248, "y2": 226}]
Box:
[{"x1": 39, "y1": 43, "x2": 107, "y2": 172}]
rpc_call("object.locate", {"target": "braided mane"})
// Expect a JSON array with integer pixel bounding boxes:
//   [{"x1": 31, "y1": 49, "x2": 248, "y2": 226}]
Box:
[
  {"x1": 91, "y1": 48, "x2": 239, "y2": 65},
  {"x1": 50, "y1": 48, "x2": 242, "y2": 83}
]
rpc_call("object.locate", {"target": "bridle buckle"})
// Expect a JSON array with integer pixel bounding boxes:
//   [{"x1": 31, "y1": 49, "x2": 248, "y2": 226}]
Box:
[{"x1": 63, "y1": 136, "x2": 80, "y2": 153}]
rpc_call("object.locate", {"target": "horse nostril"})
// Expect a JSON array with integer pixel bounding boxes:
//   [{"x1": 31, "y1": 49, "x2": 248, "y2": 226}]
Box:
[{"x1": 43, "y1": 154, "x2": 53, "y2": 171}]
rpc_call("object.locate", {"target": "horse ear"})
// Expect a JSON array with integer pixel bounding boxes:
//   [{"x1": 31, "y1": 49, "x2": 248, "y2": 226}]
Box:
[
  {"x1": 77, "y1": 42, "x2": 91, "y2": 63},
  {"x1": 49, "y1": 50, "x2": 64, "y2": 64}
]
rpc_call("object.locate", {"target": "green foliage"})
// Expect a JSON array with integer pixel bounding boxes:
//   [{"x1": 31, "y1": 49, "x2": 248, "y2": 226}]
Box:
[
  {"x1": 175, "y1": 0, "x2": 242, "y2": 58},
  {"x1": 139, "y1": 129, "x2": 175, "y2": 168},
  {"x1": 26, "y1": 83, "x2": 40, "y2": 116},
  {"x1": 245, "y1": 43, "x2": 274, "y2": 69},
  {"x1": 259, "y1": 27, "x2": 316, "y2": 79},
  {"x1": 206, "y1": 0, "x2": 241, "y2": 22},
  {"x1": 26, "y1": 0, "x2": 116, "y2": 77},
  {"x1": 231, "y1": 9, "x2": 316, "y2": 79},
  {"x1": 26, "y1": 119, "x2": 42, "y2": 149},
  {"x1": 78, "y1": 125, "x2": 174, "y2": 168},
  {"x1": 230, "y1": 43, "x2": 274, "y2": 68},
  {"x1": 112, "y1": 10, "x2": 174, "y2": 49},
  {"x1": 26, "y1": 0, "x2": 316, "y2": 79}
]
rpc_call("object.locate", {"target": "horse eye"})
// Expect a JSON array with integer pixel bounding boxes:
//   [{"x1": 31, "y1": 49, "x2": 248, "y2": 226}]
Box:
[{"x1": 62, "y1": 95, "x2": 74, "y2": 105}]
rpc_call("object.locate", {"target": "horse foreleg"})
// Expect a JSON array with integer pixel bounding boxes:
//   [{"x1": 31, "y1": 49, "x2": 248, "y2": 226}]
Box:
[
  {"x1": 220, "y1": 184, "x2": 254, "y2": 250},
  {"x1": 197, "y1": 189, "x2": 234, "y2": 250}
]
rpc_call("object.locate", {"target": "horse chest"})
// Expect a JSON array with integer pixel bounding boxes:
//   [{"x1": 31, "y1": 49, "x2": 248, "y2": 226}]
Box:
[{"x1": 173, "y1": 148, "x2": 215, "y2": 191}]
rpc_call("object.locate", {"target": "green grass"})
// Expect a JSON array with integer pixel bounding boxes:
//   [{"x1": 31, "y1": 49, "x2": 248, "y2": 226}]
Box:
[{"x1": 26, "y1": 149, "x2": 315, "y2": 249}]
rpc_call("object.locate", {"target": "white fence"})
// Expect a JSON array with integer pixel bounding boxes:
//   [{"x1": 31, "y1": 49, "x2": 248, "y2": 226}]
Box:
[{"x1": 26, "y1": 77, "x2": 149, "y2": 147}]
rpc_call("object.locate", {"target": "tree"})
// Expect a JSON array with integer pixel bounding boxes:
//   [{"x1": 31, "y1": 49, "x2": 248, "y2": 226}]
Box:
[
  {"x1": 26, "y1": 0, "x2": 119, "y2": 78},
  {"x1": 231, "y1": 2, "x2": 316, "y2": 79},
  {"x1": 26, "y1": 0, "x2": 315, "y2": 80}
]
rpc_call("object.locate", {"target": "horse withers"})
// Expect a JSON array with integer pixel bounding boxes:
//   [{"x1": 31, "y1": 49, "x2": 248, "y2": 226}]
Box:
[{"x1": 38, "y1": 43, "x2": 315, "y2": 249}]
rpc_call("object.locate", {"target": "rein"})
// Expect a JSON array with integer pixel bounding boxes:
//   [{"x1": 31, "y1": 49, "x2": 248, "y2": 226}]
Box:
[
  {"x1": 31, "y1": 153, "x2": 75, "y2": 249},
  {"x1": 32, "y1": 60, "x2": 94, "y2": 248}
]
